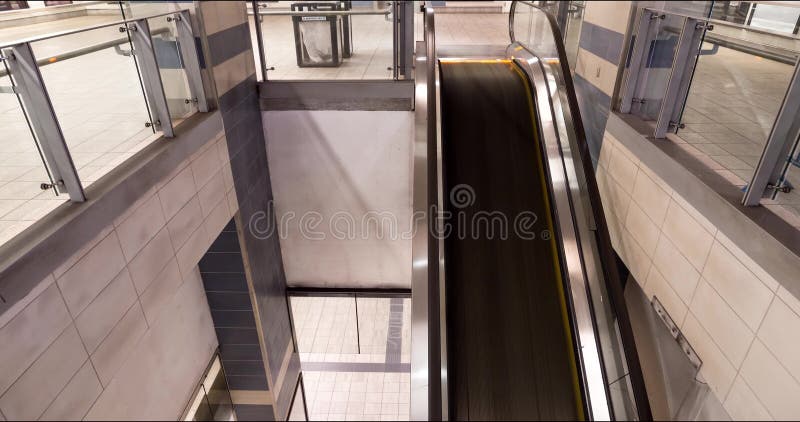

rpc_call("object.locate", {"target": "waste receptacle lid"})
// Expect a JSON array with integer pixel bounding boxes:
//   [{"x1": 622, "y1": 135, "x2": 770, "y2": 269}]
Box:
[{"x1": 290, "y1": 1, "x2": 345, "y2": 12}]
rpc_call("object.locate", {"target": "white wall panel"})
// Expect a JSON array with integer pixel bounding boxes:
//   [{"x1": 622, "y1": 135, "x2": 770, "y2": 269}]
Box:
[{"x1": 264, "y1": 110, "x2": 414, "y2": 289}]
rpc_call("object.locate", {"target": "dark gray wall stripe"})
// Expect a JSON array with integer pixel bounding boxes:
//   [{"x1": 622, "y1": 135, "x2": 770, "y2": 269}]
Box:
[
  {"x1": 211, "y1": 310, "x2": 257, "y2": 328},
  {"x1": 206, "y1": 292, "x2": 253, "y2": 310},
  {"x1": 199, "y1": 252, "x2": 247, "y2": 273},
  {"x1": 219, "y1": 74, "x2": 259, "y2": 116},
  {"x1": 301, "y1": 362, "x2": 411, "y2": 373},
  {"x1": 200, "y1": 219, "x2": 269, "y2": 393},
  {"x1": 261, "y1": 97, "x2": 414, "y2": 111},
  {"x1": 216, "y1": 62, "x2": 296, "y2": 409},
  {"x1": 234, "y1": 404, "x2": 275, "y2": 421},
  {"x1": 207, "y1": 21, "x2": 251, "y2": 67},
  {"x1": 206, "y1": 17, "x2": 299, "y2": 411},
  {"x1": 223, "y1": 360, "x2": 269, "y2": 377},
  {"x1": 259, "y1": 80, "x2": 414, "y2": 99},
  {"x1": 219, "y1": 344, "x2": 263, "y2": 361},
  {"x1": 227, "y1": 374, "x2": 269, "y2": 391},
  {"x1": 202, "y1": 273, "x2": 249, "y2": 291},
  {"x1": 215, "y1": 327, "x2": 261, "y2": 344},
  {"x1": 573, "y1": 73, "x2": 612, "y2": 166},
  {"x1": 259, "y1": 80, "x2": 415, "y2": 111},
  {"x1": 578, "y1": 21, "x2": 625, "y2": 65}
]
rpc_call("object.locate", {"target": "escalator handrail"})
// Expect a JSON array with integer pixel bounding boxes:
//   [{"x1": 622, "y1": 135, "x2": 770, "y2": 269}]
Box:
[
  {"x1": 508, "y1": 2, "x2": 653, "y2": 420},
  {"x1": 424, "y1": 7, "x2": 452, "y2": 420},
  {"x1": 410, "y1": 6, "x2": 446, "y2": 421},
  {"x1": 423, "y1": 6, "x2": 445, "y2": 421}
]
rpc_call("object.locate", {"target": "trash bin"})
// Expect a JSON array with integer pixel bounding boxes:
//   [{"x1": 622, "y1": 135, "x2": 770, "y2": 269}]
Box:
[{"x1": 291, "y1": 2, "x2": 344, "y2": 67}]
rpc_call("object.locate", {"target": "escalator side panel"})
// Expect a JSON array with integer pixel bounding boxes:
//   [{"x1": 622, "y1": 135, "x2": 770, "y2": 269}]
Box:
[{"x1": 439, "y1": 60, "x2": 583, "y2": 420}]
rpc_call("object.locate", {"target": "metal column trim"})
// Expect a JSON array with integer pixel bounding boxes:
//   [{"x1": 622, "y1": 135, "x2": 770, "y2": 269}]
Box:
[
  {"x1": 175, "y1": 10, "x2": 208, "y2": 112},
  {"x1": 396, "y1": 0, "x2": 415, "y2": 80},
  {"x1": 654, "y1": 17, "x2": 703, "y2": 139},
  {"x1": 620, "y1": 9, "x2": 654, "y2": 114},
  {"x1": 129, "y1": 19, "x2": 174, "y2": 137},
  {"x1": 252, "y1": 0, "x2": 269, "y2": 80},
  {"x1": 744, "y1": 57, "x2": 800, "y2": 206},
  {"x1": 4, "y1": 43, "x2": 85, "y2": 202}
]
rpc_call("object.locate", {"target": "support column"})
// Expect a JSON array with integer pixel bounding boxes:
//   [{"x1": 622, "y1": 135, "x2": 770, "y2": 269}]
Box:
[{"x1": 195, "y1": 2, "x2": 300, "y2": 420}]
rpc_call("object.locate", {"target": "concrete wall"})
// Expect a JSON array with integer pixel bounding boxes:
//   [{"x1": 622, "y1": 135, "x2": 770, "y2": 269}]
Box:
[
  {"x1": 575, "y1": 2, "x2": 800, "y2": 419},
  {"x1": 0, "y1": 2, "x2": 298, "y2": 420},
  {"x1": 599, "y1": 125, "x2": 800, "y2": 420},
  {"x1": 263, "y1": 110, "x2": 414, "y2": 289},
  {"x1": 0, "y1": 121, "x2": 235, "y2": 420}
]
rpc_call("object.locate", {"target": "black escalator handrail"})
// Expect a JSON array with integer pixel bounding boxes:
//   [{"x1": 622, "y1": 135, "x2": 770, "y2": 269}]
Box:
[
  {"x1": 419, "y1": 6, "x2": 446, "y2": 420},
  {"x1": 508, "y1": 2, "x2": 653, "y2": 420}
]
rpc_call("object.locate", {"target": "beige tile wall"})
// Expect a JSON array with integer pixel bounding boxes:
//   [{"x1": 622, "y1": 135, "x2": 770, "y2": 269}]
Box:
[
  {"x1": 583, "y1": 0, "x2": 632, "y2": 34},
  {"x1": 574, "y1": 47, "x2": 620, "y2": 97},
  {"x1": 0, "y1": 132, "x2": 238, "y2": 420},
  {"x1": 597, "y1": 131, "x2": 800, "y2": 420}
]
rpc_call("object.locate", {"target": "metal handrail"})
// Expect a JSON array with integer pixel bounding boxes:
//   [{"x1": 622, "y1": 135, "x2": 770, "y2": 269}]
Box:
[
  {"x1": 0, "y1": 27, "x2": 168, "y2": 78},
  {"x1": 0, "y1": 9, "x2": 187, "y2": 49},
  {"x1": 645, "y1": 7, "x2": 800, "y2": 42},
  {"x1": 0, "y1": 7, "x2": 207, "y2": 205},
  {"x1": 411, "y1": 6, "x2": 442, "y2": 421},
  {"x1": 510, "y1": 1, "x2": 654, "y2": 420},
  {"x1": 634, "y1": 8, "x2": 799, "y2": 65}
]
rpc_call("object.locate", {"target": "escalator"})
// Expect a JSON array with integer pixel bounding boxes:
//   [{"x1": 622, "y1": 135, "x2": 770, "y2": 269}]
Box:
[
  {"x1": 410, "y1": 2, "x2": 651, "y2": 421},
  {"x1": 440, "y1": 61, "x2": 583, "y2": 420}
]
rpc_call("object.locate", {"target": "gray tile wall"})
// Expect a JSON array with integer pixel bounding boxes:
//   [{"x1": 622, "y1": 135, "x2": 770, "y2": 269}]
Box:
[
  {"x1": 0, "y1": 117, "x2": 233, "y2": 420},
  {"x1": 561, "y1": 2, "x2": 800, "y2": 419},
  {"x1": 200, "y1": 219, "x2": 270, "y2": 395},
  {"x1": 598, "y1": 126, "x2": 800, "y2": 419},
  {"x1": 199, "y1": 2, "x2": 300, "y2": 420},
  {"x1": 235, "y1": 403, "x2": 276, "y2": 421},
  {"x1": 0, "y1": 2, "x2": 293, "y2": 419}
]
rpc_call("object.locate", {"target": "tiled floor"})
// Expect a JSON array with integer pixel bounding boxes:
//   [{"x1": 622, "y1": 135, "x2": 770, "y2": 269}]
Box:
[
  {"x1": 4, "y1": 5, "x2": 796, "y2": 251},
  {"x1": 0, "y1": 12, "x2": 193, "y2": 246},
  {"x1": 413, "y1": 11, "x2": 510, "y2": 45},
  {"x1": 668, "y1": 42, "x2": 800, "y2": 228},
  {"x1": 0, "y1": 8, "x2": 509, "y2": 247},
  {"x1": 290, "y1": 296, "x2": 411, "y2": 421},
  {"x1": 251, "y1": 10, "x2": 510, "y2": 80},
  {"x1": 251, "y1": 12, "x2": 395, "y2": 81}
]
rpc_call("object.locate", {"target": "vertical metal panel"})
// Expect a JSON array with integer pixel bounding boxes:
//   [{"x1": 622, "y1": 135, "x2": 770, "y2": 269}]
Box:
[
  {"x1": 392, "y1": 1, "x2": 399, "y2": 80},
  {"x1": 743, "y1": 57, "x2": 800, "y2": 206},
  {"x1": 129, "y1": 19, "x2": 174, "y2": 137},
  {"x1": 175, "y1": 10, "x2": 208, "y2": 112},
  {"x1": 4, "y1": 43, "x2": 85, "y2": 202},
  {"x1": 619, "y1": 9, "x2": 654, "y2": 114},
  {"x1": 252, "y1": 0, "x2": 268, "y2": 81},
  {"x1": 396, "y1": 0, "x2": 415, "y2": 80},
  {"x1": 654, "y1": 18, "x2": 703, "y2": 139}
]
